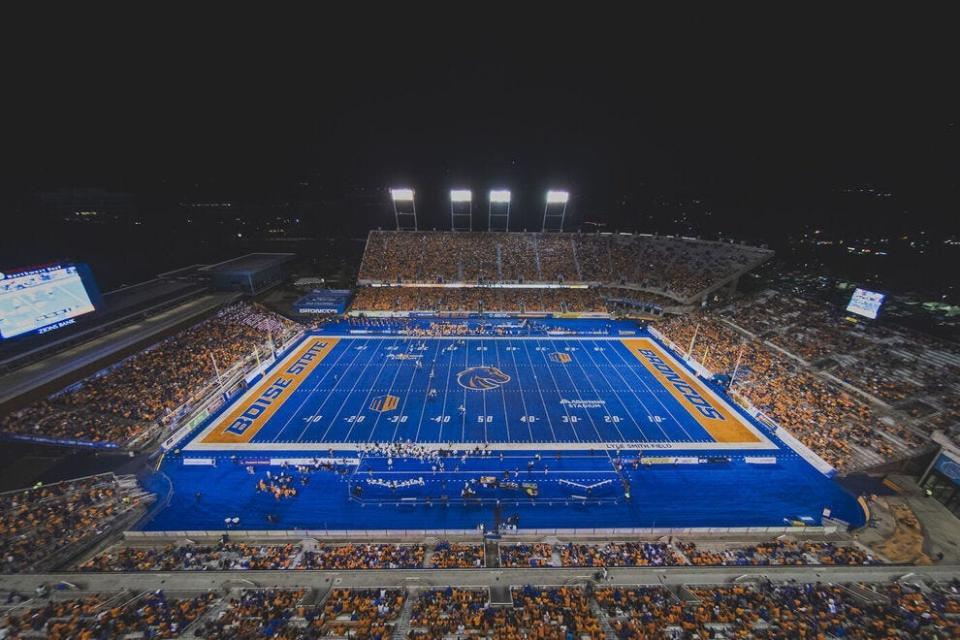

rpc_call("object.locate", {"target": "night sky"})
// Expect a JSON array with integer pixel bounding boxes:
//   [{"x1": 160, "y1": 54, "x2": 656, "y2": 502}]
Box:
[{"x1": 3, "y1": 12, "x2": 958, "y2": 241}]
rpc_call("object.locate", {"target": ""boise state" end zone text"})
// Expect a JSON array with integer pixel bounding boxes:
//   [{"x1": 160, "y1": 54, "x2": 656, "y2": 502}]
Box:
[
  {"x1": 637, "y1": 349, "x2": 725, "y2": 421},
  {"x1": 225, "y1": 342, "x2": 328, "y2": 436}
]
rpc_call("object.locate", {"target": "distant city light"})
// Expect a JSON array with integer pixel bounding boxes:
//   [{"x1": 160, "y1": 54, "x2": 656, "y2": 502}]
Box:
[
  {"x1": 546, "y1": 190, "x2": 569, "y2": 204},
  {"x1": 390, "y1": 188, "x2": 415, "y2": 202},
  {"x1": 489, "y1": 190, "x2": 511, "y2": 203},
  {"x1": 450, "y1": 189, "x2": 472, "y2": 203}
]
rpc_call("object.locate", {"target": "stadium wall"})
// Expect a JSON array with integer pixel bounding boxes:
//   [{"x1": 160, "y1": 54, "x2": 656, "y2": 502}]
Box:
[
  {"x1": 347, "y1": 310, "x2": 611, "y2": 319},
  {"x1": 124, "y1": 524, "x2": 841, "y2": 540}
]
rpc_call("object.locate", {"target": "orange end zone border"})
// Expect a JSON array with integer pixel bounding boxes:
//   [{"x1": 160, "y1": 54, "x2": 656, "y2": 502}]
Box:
[
  {"x1": 200, "y1": 337, "x2": 339, "y2": 444},
  {"x1": 620, "y1": 338, "x2": 761, "y2": 443}
]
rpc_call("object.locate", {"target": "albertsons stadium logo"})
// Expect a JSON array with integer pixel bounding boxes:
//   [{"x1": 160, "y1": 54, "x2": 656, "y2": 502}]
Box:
[{"x1": 456, "y1": 366, "x2": 511, "y2": 391}]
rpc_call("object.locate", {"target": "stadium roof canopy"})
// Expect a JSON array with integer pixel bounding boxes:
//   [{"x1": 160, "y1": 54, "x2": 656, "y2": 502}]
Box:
[{"x1": 199, "y1": 253, "x2": 296, "y2": 278}]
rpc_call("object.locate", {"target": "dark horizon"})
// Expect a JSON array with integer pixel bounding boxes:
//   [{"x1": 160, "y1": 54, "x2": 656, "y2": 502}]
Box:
[{"x1": 4, "y1": 13, "x2": 958, "y2": 238}]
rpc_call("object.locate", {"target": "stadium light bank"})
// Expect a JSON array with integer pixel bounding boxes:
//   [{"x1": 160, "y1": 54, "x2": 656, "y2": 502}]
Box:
[
  {"x1": 543, "y1": 190, "x2": 570, "y2": 231},
  {"x1": 450, "y1": 189, "x2": 473, "y2": 231},
  {"x1": 390, "y1": 188, "x2": 415, "y2": 202},
  {"x1": 389, "y1": 188, "x2": 417, "y2": 230}
]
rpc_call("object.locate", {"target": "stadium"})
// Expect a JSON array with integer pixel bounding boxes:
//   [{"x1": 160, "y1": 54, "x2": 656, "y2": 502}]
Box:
[
  {"x1": 2, "y1": 21, "x2": 959, "y2": 637},
  {"x1": 1, "y1": 191, "x2": 959, "y2": 638}
]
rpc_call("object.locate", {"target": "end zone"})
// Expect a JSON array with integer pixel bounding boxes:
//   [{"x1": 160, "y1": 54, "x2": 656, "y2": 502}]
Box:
[
  {"x1": 621, "y1": 338, "x2": 763, "y2": 444},
  {"x1": 195, "y1": 336, "x2": 339, "y2": 445}
]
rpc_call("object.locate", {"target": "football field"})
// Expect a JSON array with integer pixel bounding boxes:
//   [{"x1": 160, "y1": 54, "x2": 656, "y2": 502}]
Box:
[{"x1": 185, "y1": 333, "x2": 773, "y2": 452}]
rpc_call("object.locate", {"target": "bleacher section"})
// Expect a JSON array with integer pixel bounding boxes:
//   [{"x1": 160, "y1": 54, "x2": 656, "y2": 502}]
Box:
[
  {"x1": 355, "y1": 231, "x2": 772, "y2": 311},
  {"x1": 0, "y1": 473, "x2": 153, "y2": 574},
  {"x1": 655, "y1": 293, "x2": 945, "y2": 471},
  {"x1": 4, "y1": 580, "x2": 956, "y2": 639},
  {"x1": 0, "y1": 303, "x2": 299, "y2": 449}
]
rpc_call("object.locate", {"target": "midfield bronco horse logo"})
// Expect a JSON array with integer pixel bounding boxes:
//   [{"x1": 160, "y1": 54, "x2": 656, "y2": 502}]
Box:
[{"x1": 456, "y1": 366, "x2": 511, "y2": 391}]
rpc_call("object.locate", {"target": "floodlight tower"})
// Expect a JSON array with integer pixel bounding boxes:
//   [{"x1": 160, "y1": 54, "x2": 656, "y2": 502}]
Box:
[
  {"x1": 542, "y1": 190, "x2": 569, "y2": 232},
  {"x1": 450, "y1": 189, "x2": 472, "y2": 231},
  {"x1": 488, "y1": 189, "x2": 511, "y2": 231},
  {"x1": 390, "y1": 188, "x2": 417, "y2": 230}
]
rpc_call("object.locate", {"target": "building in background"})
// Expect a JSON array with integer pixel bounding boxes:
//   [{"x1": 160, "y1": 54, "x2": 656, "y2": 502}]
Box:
[
  {"x1": 920, "y1": 436, "x2": 960, "y2": 518},
  {"x1": 199, "y1": 253, "x2": 296, "y2": 295}
]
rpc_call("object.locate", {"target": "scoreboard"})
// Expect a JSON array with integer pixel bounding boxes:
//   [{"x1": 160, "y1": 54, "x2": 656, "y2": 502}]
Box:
[
  {"x1": 0, "y1": 263, "x2": 101, "y2": 340},
  {"x1": 845, "y1": 288, "x2": 885, "y2": 320}
]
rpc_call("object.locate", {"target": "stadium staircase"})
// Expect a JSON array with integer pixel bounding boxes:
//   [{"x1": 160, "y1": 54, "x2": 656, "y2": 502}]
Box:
[
  {"x1": 847, "y1": 443, "x2": 889, "y2": 471},
  {"x1": 676, "y1": 585, "x2": 701, "y2": 605},
  {"x1": 101, "y1": 589, "x2": 139, "y2": 615},
  {"x1": 533, "y1": 241, "x2": 543, "y2": 280},
  {"x1": 551, "y1": 547, "x2": 563, "y2": 566},
  {"x1": 588, "y1": 595, "x2": 620, "y2": 640},
  {"x1": 842, "y1": 583, "x2": 891, "y2": 605},
  {"x1": 391, "y1": 588, "x2": 416, "y2": 638},
  {"x1": 178, "y1": 595, "x2": 229, "y2": 638},
  {"x1": 569, "y1": 236, "x2": 583, "y2": 281},
  {"x1": 484, "y1": 539, "x2": 500, "y2": 568},
  {"x1": 488, "y1": 585, "x2": 513, "y2": 608}
]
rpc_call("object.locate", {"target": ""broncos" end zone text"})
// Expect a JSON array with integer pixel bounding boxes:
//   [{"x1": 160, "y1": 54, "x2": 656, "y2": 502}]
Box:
[{"x1": 636, "y1": 349, "x2": 725, "y2": 421}]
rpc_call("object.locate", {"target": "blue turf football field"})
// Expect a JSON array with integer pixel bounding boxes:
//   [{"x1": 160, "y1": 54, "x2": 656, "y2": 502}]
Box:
[
  {"x1": 141, "y1": 319, "x2": 867, "y2": 532},
  {"x1": 191, "y1": 336, "x2": 751, "y2": 447},
  {"x1": 261, "y1": 336, "x2": 715, "y2": 445}
]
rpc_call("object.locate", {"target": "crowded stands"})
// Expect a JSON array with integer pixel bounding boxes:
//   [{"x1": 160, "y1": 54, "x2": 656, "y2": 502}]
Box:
[
  {"x1": 80, "y1": 541, "x2": 427, "y2": 571},
  {"x1": 78, "y1": 538, "x2": 882, "y2": 572},
  {"x1": 500, "y1": 543, "x2": 554, "y2": 567},
  {"x1": 1, "y1": 474, "x2": 150, "y2": 574},
  {"x1": 358, "y1": 230, "x2": 771, "y2": 300},
  {"x1": 499, "y1": 539, "x2": 879, "y2": 569},
  {"x1": 0, "y1": 587, "x2": 407, "y2": 640},
  {"x1": 675, "y1": 540, "x2": 880, "y2": 566},
  {"x1": 656, "y1": 313, "x2": 926, "y2": 469},
  {"x1": 80, "y1": 541, "x2": 300, "y2": 571},
  {"x1": 430, "y1": 541, "x2": 484, "y2": 568},
  {"x1": 408, "y1": 586, "x2": 602, "y2": 640},
  {"x1": 556, "y1": 541, "x2": 684, "y2": 568},
  {"x1": 193, "y1": 588, "x2": 308, "y2": 639},
  {"x1": 719, "y1": 287, "x2": 960, "y2": 442},
  {"x1": 300, "y1": 543, "x2": 424, "y2": 570},
  {"x1": 351, "y1": 286, "x2": 610, "y2": 314},
  {"x1": 0, "y1": 590, "x2": 217, "y2": 639},
  {"x1": 597, "y1": 581, "x2": 960, "y2": 639},
  {"x1": 5, "y1": 580, "x2": 955, "y2": 639},
  {"x1": 0, "y1": 303, "x2": 298, "y2": 447},
  {"x1": 408, "y1": 587, "x2": 491, "y2": 639},
  {"x1": 507, "y1": 586, "x2": 604, "y2": 640}
]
